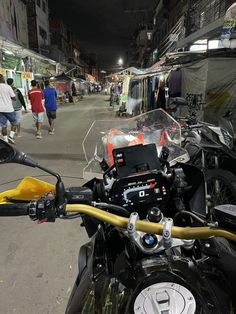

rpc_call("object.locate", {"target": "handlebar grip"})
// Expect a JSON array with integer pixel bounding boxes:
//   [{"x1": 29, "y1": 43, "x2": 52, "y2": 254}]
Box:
[{"x1": 0, "y1": 203, "x2": 29, "y2": 216}]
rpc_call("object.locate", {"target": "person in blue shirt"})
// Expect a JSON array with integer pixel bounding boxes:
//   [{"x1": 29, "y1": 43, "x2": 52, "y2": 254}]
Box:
[{"x1": 43, "y1": 80, "x2": 57, "y2": 135}]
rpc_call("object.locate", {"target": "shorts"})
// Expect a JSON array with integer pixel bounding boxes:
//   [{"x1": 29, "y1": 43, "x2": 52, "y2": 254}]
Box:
[
  {"x1": 32, "y1": 112, "x2": 44, "y2": 123},
  {"x1": 46, "y1": 111, "x2": 57, "y2": 119},
  {"x1": 15, "y1": 110, "x2": 22, "y2": 124},
  {"x1": 0, "y1": 112, "x2": 17, "y2": 128}
]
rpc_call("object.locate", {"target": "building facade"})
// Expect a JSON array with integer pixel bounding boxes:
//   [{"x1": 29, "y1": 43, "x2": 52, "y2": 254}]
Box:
[
  {"x1": 26, "y1": 0, "x2": 50, "y2": 55},
  {"x1": 178, "y1": 0, "x2": 236, "y2": 50},
  {"x1": 0, "y1": 0, "x2": 29, "y2": 48},
  {"x1": 140, "y1": 0, "x2": 236, "y2": 66}
]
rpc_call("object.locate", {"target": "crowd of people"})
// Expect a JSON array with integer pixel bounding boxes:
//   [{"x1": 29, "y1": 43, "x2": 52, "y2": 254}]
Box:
[{"x1": 0, "y1": 75, "x2": 58, "y2": 143}]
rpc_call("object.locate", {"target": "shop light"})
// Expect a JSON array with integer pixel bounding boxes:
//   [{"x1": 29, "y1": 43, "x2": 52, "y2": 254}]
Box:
[
  {"x1": 208, "y1": 40, "x2": 220, "y2": 49},
  {"x1": 190, "y1": 44, "x2": 207, "y2": 52},
  {"x1": 3, "y1": 50, "x2": 14, "y2": 56}
]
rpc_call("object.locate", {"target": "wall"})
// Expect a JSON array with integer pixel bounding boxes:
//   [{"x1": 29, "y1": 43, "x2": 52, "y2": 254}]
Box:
[{"x1": 0, "y1": 0, "x2": 29, "y2": 47}]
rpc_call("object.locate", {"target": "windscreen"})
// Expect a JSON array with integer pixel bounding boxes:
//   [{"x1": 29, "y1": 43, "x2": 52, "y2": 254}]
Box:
[{"x1": 82, "y1": 109, "x2": 189, "y2": 179}]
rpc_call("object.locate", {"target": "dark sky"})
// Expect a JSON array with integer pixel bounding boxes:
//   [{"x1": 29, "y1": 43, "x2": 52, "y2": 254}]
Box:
[{"x1": 49, "y1": 0, "x2": 157, "y2": 69}]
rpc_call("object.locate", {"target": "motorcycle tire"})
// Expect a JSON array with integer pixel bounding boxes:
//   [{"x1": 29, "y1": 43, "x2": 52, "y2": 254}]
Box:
[{"x1": 205, "y1": 169, "x2": 236, "y2": 208}]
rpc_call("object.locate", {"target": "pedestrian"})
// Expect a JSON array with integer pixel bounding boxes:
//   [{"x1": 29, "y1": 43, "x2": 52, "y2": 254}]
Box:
[
  {"x1": 71, "y1": 82, "x2": 77, "y2": 103},
  {"x1": 28, "y1": 79, "x2": 44, "y2": 139},
  {"x1": 7, "y1": 78, "x2": 27, "y2": 137},
  {"x1": 0, "y1": 74, "x2": 17, "y2": 144},
  {"x1": 43, "y1": 80, "x2": 57, "y2": 135}
]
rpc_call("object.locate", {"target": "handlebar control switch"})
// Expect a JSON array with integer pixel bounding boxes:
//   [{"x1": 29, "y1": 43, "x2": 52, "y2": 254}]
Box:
[
  {"x1": 65, "y1": 187, "x2": 93, "y2": 205},
  {"x1": 29, "y1": 192, "x2": 56, "y2": 223},
  {"x1": 29, "y1": 201, "x2": 37, "y2": 221}
]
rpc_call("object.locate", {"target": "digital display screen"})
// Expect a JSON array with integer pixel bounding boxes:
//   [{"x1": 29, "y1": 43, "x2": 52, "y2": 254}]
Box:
[{"x1": 113, "y1": 144, "x2": 161, "y2": 178}]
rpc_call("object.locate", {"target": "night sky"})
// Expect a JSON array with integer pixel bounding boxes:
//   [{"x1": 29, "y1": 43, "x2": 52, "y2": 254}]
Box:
[{"x1": 49, "y1": 0, "x2": 157, "y2": 69}]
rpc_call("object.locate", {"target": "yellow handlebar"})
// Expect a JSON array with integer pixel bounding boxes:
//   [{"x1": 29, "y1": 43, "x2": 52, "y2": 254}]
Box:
[{"x1": 66, "y1": 205, "x2": 236, "y2": 242}]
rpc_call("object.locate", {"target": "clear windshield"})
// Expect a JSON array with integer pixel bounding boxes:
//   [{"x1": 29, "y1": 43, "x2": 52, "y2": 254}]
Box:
[{"x1": 83, "y1": 109, "x2": 189, "y2": 179}]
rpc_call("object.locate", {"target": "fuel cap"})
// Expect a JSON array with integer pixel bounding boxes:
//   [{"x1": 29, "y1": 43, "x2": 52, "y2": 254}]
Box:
[{"x1": 142, "y1": 234, "x2": 158, "y2": 248}]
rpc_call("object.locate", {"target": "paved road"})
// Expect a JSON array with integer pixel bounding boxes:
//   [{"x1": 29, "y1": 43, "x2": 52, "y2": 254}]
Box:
[{"x1": 0, "y1": 94, "x2": 117, "y2": 314}]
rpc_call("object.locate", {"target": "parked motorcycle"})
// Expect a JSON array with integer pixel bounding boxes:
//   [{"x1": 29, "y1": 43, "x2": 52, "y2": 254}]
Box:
[
  {"x1": 170, "y1": 97, "x2": 236, "y2": 208},
  {"x1": 0, "y1": 109, "x2": 236, "y2": 313}
]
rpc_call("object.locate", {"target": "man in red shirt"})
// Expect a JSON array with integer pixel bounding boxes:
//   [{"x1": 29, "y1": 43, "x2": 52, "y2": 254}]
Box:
[{"x1": 28, "y1": 80, "x2": 44, "y2": 139}]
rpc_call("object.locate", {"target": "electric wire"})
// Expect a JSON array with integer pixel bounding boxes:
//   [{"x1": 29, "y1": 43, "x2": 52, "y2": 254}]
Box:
[
  {"x1": 174, "y1": 210, "x2": 206, "y2": 225},
  {"x1": 0, "y1": 175, "x2": 84, "y2": 186}
]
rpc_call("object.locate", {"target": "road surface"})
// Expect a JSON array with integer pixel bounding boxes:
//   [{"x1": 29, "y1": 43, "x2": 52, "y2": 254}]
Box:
[{"x1": 0, "y1": 94, "x2": 117, "y2": 314}]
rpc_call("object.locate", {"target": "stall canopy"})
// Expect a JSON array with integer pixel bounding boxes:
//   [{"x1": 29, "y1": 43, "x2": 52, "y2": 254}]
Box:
[
  {"x1": 50, "y1": 72, "x2": 72, "y2": 94},
  {"x1": 51, "y1": 72, "x2": 72, "y2": 82},
  {"x1": 115, "y1": 67, "x2": 144, "y2": 76}
]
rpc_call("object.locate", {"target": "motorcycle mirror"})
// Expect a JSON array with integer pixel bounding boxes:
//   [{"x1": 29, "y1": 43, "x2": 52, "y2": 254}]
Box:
[
  {"x1": 0, "y1": 139, "x2": 38, "y2": 167},
  {"x1": 0, "y1": 139, "x2": 66, "y2": 214}
]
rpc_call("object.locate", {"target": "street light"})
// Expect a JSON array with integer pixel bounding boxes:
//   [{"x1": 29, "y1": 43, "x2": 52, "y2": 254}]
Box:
[{"x1": 118, "y1": 58, "x2": 123, "y2": 66}]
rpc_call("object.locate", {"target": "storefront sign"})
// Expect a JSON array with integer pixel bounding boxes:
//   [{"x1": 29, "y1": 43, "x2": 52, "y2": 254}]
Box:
[
  {"x1": 0, "y1": 68, "x2": 6, "y2": 76},
  {"x1": 22, "y1": 72, "x2": 32, "y2": 80}
]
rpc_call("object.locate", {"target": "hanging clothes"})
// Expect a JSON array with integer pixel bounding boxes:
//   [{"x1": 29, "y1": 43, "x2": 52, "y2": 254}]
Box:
[
  {"x1": 167, "y1": 68, "x2": 182, "y2": 97},
  {"x1": 127, "y1": 79, "x2": 141, "y2": 115},
  {"x1": 147, "y1": 77, "x2": 153, "y2": 111}
]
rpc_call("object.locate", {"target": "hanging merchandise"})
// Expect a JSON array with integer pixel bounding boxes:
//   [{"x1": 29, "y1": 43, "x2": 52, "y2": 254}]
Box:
[
  {"x1": 120, "y1": 76, "x2": 131, "y2": 105},
  {"x1": 127, "y1": 79, "x2": 142, "y2": 115},
  {"x1": 167, "y1": 68, "x2": 182, "y2": 98},
  {"x1": 156, "y1": 77, "x2": 166, "y2": 110}
]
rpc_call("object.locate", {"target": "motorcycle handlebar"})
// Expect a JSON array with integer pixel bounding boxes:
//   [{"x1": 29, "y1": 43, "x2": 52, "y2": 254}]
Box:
[
  {"x1": 66, "y1": 204, "x2": 236, "y2": 242},
  {"x1": 1, "y1": 202, "x2": 236, "y2": 243},
  {"x1": 0, "y1": 203, "x2": 29, "y2": 216}
]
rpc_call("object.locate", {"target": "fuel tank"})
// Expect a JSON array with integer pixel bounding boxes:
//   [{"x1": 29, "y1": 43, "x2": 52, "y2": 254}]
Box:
[{"x1": 66, "y1": 237, "x2": 232, "y2": 314}]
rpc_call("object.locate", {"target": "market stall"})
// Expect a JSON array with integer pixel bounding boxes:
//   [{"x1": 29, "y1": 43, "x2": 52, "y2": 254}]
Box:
[
  {"x1": 50, "y1": 72, "x2": 72, "y2": 103},
  {"x1": 126, "y1": 62, "x2": 172, "y2": 115}
]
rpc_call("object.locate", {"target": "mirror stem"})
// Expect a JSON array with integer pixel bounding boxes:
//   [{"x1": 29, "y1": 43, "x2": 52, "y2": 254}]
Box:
[
  {"x1": 37, "y1": 165, "x2": 62, "y2": 182},
  {"x1": 37, "y1": 165, "x2": 66, "y2": 216}
]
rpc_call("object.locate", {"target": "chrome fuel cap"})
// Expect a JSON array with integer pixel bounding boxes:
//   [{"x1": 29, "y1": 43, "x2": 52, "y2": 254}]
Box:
[{"x1": 134, "y1": 282, "x2": 196, "y2": 314}]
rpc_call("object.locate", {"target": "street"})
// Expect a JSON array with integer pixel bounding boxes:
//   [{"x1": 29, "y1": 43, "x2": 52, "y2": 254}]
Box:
[{"x1": 0, "y1": 94, "x2": 116, "y2": 314}]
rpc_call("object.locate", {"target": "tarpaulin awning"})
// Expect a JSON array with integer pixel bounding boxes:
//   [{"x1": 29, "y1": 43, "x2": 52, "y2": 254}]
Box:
[
  {"x1": 51, "y1": 72, "x2": 72, "y2": 82},
  {"x1": 115, "y1": 67, "x2": 145, "y2": 76}
]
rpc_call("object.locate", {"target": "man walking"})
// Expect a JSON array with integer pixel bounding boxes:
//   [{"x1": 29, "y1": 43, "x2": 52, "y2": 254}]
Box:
[
  {"x1": 0, "y1": 74, "x2": 17, "y2": 143},
  {"x1": 7, "y1": 78, "x2": 27, "y2": 137},
  {"x1": 43, "y1": 80, "x2": 57, "y2": 134},
  {"x1": 28, "y1": 80, "x2": 44, "y2": 139}
]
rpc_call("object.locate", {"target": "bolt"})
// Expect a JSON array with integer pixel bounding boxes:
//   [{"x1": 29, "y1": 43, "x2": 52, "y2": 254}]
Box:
[
  {"x1": 164, "y1": 231, "x2": 170, "y2": 238},
  {"x1": 188, "y1": 296, "x2": 193, "y2": 300},
  {"x1": 205, "y1": 243, "x2": 210, "y2": 248},
  {"x1": 128, "y1": 224, "x2": 133, "y2": 231}
]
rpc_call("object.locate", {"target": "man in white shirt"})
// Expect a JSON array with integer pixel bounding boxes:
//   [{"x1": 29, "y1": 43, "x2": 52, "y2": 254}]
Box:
[{"x1": 0, "y1": 74, "x2": 17, "y2": 143}]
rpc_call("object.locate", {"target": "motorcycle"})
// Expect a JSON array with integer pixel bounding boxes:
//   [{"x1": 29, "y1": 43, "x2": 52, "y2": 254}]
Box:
[
  {"x1": 170, "y1": 97, "x2": 236, "y2": 208},
  {"x1": 0, "y1": 109, "x2": 236, "y2": 314}
]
